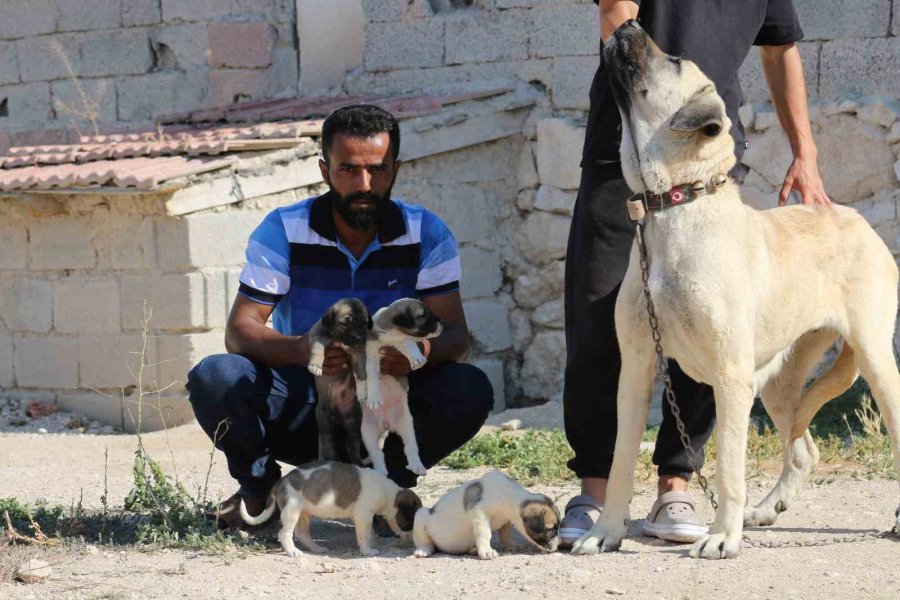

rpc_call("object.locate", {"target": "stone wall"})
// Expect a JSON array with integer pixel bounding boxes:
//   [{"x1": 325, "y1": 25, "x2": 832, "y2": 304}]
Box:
[{"x1": 0, "y1": 0, "x2": 298, "y2": 147}]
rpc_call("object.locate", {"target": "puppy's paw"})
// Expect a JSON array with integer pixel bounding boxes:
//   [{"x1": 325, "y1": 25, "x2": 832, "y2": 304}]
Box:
[
  {"x1": 360, "y1": 547, "x2": 381, "y2": 557},
  {"x1": 414, "y1": 548, "x2": 433, "y2": 558},
  {"x1": 409, "y1": 355, "x2": 427, "y2": 371},
  {"x1": 356, "y1": 381, "x2": 368, "y2": 402},
  {"x1": 307, "y1": 543, "x2": 328, "y2": 554},
  {"x1": 406, "y1": 459, "x2": 427, "y2": 476},
  {"x1": 284, "y1": 547, "x2": 303, "y2": 558},
  {"x1": 362, "y1": 394, "x2": 383, "y2": 410},
  {"x1": 743, "y1": 502, "x2": 782, "y2": 527},
  {"x1": 477, "y1": 548, "x2": 500, "y2": 560},
  {"x1": 570, "y1": 517, "x2": 625, "y2": 555},
  {"x1": 307, "y1": 364, "x2": 323, "y2": 377},
  {"x1": 688, "y1": 532, "x2": 742, "y2": 560}
]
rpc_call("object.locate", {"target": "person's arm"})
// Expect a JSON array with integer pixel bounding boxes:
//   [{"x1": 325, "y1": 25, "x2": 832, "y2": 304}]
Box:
[
  {"x1": 599, "y1": 0, "x2": 639, "y2": 42},
  {"x1": 759, "y1": 43, "x2": 831, "y2": 206}
]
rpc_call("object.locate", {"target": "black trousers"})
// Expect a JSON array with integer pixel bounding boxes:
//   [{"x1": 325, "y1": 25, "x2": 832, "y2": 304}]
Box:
[
  {"x1": 563, "y1": 164, "x2": 716, "y2": 480},
  {"x1": 187, "y1": 354, "x2": 493, "y2": 497}
]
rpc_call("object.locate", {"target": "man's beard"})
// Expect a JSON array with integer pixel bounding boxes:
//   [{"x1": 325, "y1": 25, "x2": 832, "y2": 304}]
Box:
[{"x1": 330, "y1": 186, "x2": 393, "y2": 231}]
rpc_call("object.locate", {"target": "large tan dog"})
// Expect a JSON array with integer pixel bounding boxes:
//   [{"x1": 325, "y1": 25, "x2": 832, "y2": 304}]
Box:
[{"x1": 573, "y1": 20, "x2": 900, "y2": 559}]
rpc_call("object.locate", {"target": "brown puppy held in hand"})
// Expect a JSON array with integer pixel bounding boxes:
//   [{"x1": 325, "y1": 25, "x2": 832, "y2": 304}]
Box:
[
  {"x1": 240, "y1": 460, "x2": 422, "y2": 557},
  {"x1": 413, "y1": 471, "x2": 560, "y2": 560}
]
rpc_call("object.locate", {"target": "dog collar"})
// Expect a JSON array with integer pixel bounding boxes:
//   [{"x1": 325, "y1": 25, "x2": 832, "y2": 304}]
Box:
[{"x1": 626, "y1": 173, "x2": 728, "y2": 221}]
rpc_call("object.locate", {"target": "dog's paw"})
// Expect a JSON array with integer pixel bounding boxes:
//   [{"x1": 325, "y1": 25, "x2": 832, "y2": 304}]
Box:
[
  {"x1": 570, "y1": 518, "x2": 625, "y2": 555},
  {"x1": 743, "y1": 502, "x2": 783, "y2": 527},
  {"x1": 477, "y1": 547, "x2": 500, "y2": 560},
  {"x1": 406, "y1": 459, "x2": 427, "y2": 476},
  {"x1": 284, "y1": 547, "x2": 304, "y2": 558},
  {"x1": 414, "y1": 548, "x2": 433, "y2": 558},
  {"x1": 307, "y1": 364, "x2": 323, "y2": 377},
  {"x1": 356, "y1": 381, "x2": 368, "y2": 402},
  {"x1": 409, "y1": 355, "x2": 427, "y2": 371},
  {"x1": 893, "y1": 506, "x2": 899, "y2": 534},
  {"x1": 688, "y1": 532, "x2": 742, "y2": 560},
  {"x1": 399, "y1": 531, "x2": 413, "y2": 542},
  {"x1": 362, "y1": 394, "x2": 383, "y2": 410},
  {"x1": 360, "y1": 547, "x2": 381, "y2": 557}
]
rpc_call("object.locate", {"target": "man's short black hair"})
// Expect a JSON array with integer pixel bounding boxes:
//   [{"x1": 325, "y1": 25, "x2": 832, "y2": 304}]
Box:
[{"x1": 321, "y1": 104, "x2": 401, "y2": 163}]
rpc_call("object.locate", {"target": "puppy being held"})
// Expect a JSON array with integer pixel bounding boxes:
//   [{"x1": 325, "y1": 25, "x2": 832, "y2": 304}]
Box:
[
  {"x1": 240, "y1": 460, "x2": 422, "y2": 557},
  {"x1": 361, "y1": 298, "x2": 443, "y2": 476},
  {"x1": 307, "y1": 298, "x2": 371, "y2": 465},
  {"x1": 413, "y1": 470, "x2": 560, "y2": 560}
]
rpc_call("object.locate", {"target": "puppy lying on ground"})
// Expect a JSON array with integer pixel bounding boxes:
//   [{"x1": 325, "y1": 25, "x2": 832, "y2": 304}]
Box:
[
  {"x1": 413, "y1": 471, "x2": 560, "y2": 559},
  {"x1": 307, "y1": 298, "x2": 371, "y2": 465},
  {"x1": 240, "y1": 460, "x2": 422, "y2": 557},
  {"x1": 361, "y1": 298, "x2": 443, "y2": 476}
]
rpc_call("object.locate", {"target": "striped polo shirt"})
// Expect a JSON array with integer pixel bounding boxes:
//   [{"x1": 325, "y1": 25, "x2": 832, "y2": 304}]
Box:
[{"x1": 238, "y1": 192, "x2": 461, "y2": 336}]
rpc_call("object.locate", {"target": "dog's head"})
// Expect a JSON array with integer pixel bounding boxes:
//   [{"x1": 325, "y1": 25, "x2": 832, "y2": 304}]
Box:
[
  {"x1": 603, "y1": 20, "x2": 735, "y2": 194},
  {"x1": 321, "y1": 298, "x2": 371, "y2": 347},
  {"x1": 519, "y1": 496, "x2": 560, "y2": 552},
  {"x1": 381, "y1": 298, "x2": 444, "y2": 340},
  {"x1": 391, "y1": 488, "x2": 423, "y2": 532}
]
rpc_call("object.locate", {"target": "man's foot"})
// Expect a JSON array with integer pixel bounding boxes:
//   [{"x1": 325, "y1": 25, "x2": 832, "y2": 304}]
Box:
[
  {"x1": 205, "y1": 492, "x2": 272, "y2": 530},
  {"x1": 558, "y1": 495, "x2": 603, "y2": 548},
  {"x1": 641, "y1": 491, "x2": 708, "y2": 543}
]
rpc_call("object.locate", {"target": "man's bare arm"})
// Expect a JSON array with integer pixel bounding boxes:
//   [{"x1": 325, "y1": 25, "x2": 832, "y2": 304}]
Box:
[
  {"x1": 599, "y1": 0, "x2": 639, "y2": 42},
  {"x1": 760, "y1": 43, "x2": 831, "y2": 206}
]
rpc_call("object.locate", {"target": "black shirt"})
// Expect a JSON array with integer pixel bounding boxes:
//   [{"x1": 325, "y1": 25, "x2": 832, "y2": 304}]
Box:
[{"x1": 585, "y1": 0, "x2": 803, "y2": 169}]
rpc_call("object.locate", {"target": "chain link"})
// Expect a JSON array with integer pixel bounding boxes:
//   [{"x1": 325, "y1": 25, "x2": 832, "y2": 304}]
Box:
[{"x1": 741, "y1": 530, "x2": 894, "y2": 549}]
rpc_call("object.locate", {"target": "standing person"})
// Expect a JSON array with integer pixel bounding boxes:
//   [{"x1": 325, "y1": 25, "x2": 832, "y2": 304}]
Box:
[{"x1": 560, "y1": 0, "x2": 831, "y2": 547}]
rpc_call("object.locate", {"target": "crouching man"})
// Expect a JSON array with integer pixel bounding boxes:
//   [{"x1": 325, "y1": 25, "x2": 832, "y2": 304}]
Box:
[{"x1": 186, "y1": 105, "x2": 494, "y2": 529}]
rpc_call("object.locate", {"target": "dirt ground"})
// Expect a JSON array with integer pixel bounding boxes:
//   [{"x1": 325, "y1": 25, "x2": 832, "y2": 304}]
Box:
[{"x1": 1, "y1": 422, "x2": 899, "y2": 600}]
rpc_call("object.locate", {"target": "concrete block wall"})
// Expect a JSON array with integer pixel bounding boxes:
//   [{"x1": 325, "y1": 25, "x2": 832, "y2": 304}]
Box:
[{"x1": 0, "y1": 0, "x2": 298, "y2": 146}]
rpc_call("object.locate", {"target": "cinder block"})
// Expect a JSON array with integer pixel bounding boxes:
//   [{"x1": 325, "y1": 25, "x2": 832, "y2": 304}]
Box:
[
  {"x1": 28, "y1": 216, "x2": 96, "y2": 270},
  {"x1": 268, "y1": 45, "x2": 300, "y2": 98},
  {"x1": 0, "y1": 332, "x2": 14, "y2": 387},
  {"x1": 459, "y1": 246, "x2": 502, "y2": 300},
  {"x1": 155, "y1": 212, "x2": 266, "y2": 271},
  {"x1": 427, "y1": 185, "x2": 491, "y2": 244},
  {"x1": 51, "y1": 78, "x2": 117, "y2": 124},
  {"x1": 0, "y1": 82, "x2": 52, "y2": 128},
  {"x1": 123, "y1": 0, "x2": 162, "y2": 26},
  {"x1": 794, "y1": 0, "x2": 890, "y2": 40},
  {"x1": 0, "y1": 0, "x2": 56, "y2": 40},
  {"x1": 0, "y1": 42, "x2": 18, "y2": 86},
  {"x1": 445, "y1": 11, "x2": 531, "y2": 65},
  {"x1": 120, "y1": 273, "x2": 210, "y2": 331},
  {"x1": 57, "y1": 391, "x2": 123, "y2": 429},
  {"x1": 16, "y1": 34, "x2": 81, "y2": 82},
  {"x1": 202, "y1": 270, "x2": 228, "y2": 330},
  {"x1": 208, "y1": 22, "x2": 272, "y2": 68},
  {"x1": 361, "y1": 0, "x2": 427, "y2": 22},
  {"x1": 531, "y1": 5, "x2": 600, "y2": 58},
  {"x1": 0, "y1": 221, "x2": 27, "y2": 268},
  {"x1": 225, "y1": 268, "x2": 243, "y2": 308},
  {"x1": 469, "y1": 357, "x2": 505, "y2": 413},
  {"x1": 551, "y1": 55, "x2": 597, "y2": 111},
  {"x1": 78, "y1": 332, "x2": 155, "y2": 390},
  {"x1": 54, "y1": 279, "x2": 121, "y2": 334},
  {"x1": 116, "y1": 70, "x2": 208, "y2": 121},
  {"x1": 536, "y1": 118, "x2": 584, "y2": 190},
  {"x1": 534, "y1": 185, "x2": 576, "y2": 215},
  {"x1": 14, "y1": 335, "x2": 79, "y2": 388},
  {"x1": 122, "y1": 394, "x2": 195, "y2": 433},
  {"x1": 105, "y1": 215, "x2": 155, "y2": 270},
  {"x1": 365, "y1": 20, "x2": 444, "y2": 71},
  {"x1": 161, "y1": 0, "x2": 274, "y2": 23},
  {"x1": 820, "y1": 38, "x2": 900, "y2": 97},
  {"x1": 208, "y1": 69, "x2": 269, "y2": 106},
  {"x1": 80, "y1": 30, "x2": 154, "y2": 77},
  {"x1": 150, "y1": 24, "x2": 211, "y2": 70},
  {"x1": 55, "y1": 0, "x2": 121, "y2": 32},
  {"x1": 0, "y1": 278, "x2": 53, "y2": 333},
  {"x1": 465, "y1": 299, "x2": 512, "y2": 353},
  {"x1": 155, "y1": 331, "x2": 226, "y2": 389}
]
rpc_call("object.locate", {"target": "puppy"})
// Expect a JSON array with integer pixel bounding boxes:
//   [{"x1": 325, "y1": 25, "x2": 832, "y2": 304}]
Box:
[
  {"x1": 413, "y1": 471, "x2": 560, "y2": 560},
  {"x1": 239, "y1": 460, "x2": 422, "y2": 557},
  {"x1": 360, "y1": 298, "x2": 443, "y2": 476},
  {"x1": 307, "y1": 298, "x2": 371, "y2": 465}
]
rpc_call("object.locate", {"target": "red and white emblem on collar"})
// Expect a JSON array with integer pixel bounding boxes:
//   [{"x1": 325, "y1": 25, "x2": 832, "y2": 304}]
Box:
[{"x1": 670, "y1": 189, "x2": 686, "y2": 204}]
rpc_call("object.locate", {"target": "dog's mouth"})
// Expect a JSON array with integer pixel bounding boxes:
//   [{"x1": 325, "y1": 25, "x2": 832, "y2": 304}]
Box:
[{"x1": 604, "y1": 20, "x2": 667, "y2": 105}]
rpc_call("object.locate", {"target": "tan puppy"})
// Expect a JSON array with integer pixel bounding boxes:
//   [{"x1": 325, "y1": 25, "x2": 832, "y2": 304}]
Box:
[
  {"x1": 413, "y1": 471, "x2": 560, "y2": 560},
  {"x1": 239, "y1": 461, "x2": 422, "y2": 557},
  {"x1": 573, "y1": 20, "x2": 900, "y2": 560}
]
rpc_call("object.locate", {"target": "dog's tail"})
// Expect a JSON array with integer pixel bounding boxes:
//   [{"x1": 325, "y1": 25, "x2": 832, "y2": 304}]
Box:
[
  {"x1": 790, "y1": 342, "x2": 859, "y2": 439},
  {"x1": 238, "y1": 492, "x2": 277, "y2": 526}
]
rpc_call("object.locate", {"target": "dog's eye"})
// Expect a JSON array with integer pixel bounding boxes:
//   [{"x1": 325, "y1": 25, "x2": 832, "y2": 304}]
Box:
[{"x1": 638, "y1": 89, "x2": 649, "y2": 97}]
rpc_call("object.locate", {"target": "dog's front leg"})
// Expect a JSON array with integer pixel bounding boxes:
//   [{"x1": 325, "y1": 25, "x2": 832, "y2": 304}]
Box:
[
  {"x1": 573, "y1": 338, "x2": 654, "y2": 555},
  {"x1": 362, "y1": 340, "x2": 383, "y2": 409},
  {"x1": 307, "y1": 333, "x2": 329, "y2": 376},
  {"x1": 468, "y1": 509, "x2": 499, "y2": 560},
  {"x1": 352, "y1": 508, "x2": 380, "y2": 556},
  {"x1": 396, "y1": 339, "x2": 427, "y2": 371},
  {"x1": 350, "y1": 348, "x2": 368, "y2": 402},
  {"x1": 498, "y1": 523, "x2": 514, "y2": 551},
  {"x1": 689, "y1": 376, "x2": 754, "y2": 560}
]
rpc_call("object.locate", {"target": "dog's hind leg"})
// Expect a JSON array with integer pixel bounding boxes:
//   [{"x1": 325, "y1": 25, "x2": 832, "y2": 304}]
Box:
[
  {"x1": 361, "y1": 412, "x2": 388, "y2": 475},
  {"x1": 746, "y1": 330, "x2": 841, "y2": 527},
  {"x1": 396, "y1": 403, "x2": 427, "y2": 476},
  {"x1": 278, "y1": 500, "x2": 305, "y2": 558},
  {"x1": 413, "y1": 507, "x2": 435, "y2": 558},
  {"x1": 295, "y1": 512, "x2": 327, "y2": 554}
]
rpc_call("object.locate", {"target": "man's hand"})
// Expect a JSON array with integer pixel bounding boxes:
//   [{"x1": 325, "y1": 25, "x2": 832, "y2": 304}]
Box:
[
  {"x1": 297, "y1": 336, "x2": 351, "y2": 376},
  {"x1": 779, "y1": 154, "x2": 832, "y2": 207},
  {"x1": 379, "y1": 346, "x2": 416, "y2": 377}
]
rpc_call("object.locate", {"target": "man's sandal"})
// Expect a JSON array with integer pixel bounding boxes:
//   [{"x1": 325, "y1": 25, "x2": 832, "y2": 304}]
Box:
[
  {"x1": 641, "y1": 491, "x2": 709, "y2": 543},
  {"x1": 558, "y1": 494, "x2": 604, "y2": 548}
]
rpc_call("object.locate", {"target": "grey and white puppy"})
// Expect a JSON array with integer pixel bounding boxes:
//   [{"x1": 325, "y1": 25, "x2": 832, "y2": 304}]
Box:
[
  {"x1": 240, "y1": 460, "x2": 423, "y2": 557},
  {"x1": 307, "y1": 298, "x2": 371, "y2": 465},
  {"x1": 413, "y1": 471, "x2": 560, "y2": 560},
  {"x1": 361, "y1": 298, "x2": 443, "y2": 476}
]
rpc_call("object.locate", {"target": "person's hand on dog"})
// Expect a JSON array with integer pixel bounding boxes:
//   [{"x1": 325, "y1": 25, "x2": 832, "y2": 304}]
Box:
[
  {"x1": 379, "y1": 346, "x2": 416, "y2": 377},
  {"x1": 779, "y1": 155, "x2": 832, "y2": 207},
  {"x1": 320, "y1": 342, "x2": 351, "y2": 376}
]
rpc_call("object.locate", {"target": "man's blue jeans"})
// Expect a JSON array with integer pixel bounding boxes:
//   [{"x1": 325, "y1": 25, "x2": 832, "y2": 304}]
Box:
[{"x1": 187, "y1": 354, "x2": 493, "y2": 498}]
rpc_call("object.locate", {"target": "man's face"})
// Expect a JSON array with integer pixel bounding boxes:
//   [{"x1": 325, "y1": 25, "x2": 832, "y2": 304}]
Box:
[{"x1": 319, "y1": 131, "x2": 399, "y2": 231}]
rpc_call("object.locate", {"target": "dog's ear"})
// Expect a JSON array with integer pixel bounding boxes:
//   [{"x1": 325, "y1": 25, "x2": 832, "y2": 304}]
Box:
[
  {"x1": 394, "y1": 489, "x2": 423, "y2": 531},
  {"x1": 321, "y1": 305, "x2": 337, "y2": 332},
  {"x1": 367, "y1": 313, "x2": 374, "y2": 331},
  {"x1": 670, "y1": 88, "x2": 724, "y2": 137}
]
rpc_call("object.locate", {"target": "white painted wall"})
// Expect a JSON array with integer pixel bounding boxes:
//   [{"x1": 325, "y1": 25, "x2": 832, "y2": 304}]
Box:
[{"x1": 297, "y1": 0, "x2": 365, "y2": 94}]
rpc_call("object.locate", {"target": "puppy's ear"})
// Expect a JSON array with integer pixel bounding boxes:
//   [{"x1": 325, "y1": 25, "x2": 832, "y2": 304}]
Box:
[
  {"x1": 321, "y1": 305, "x2": 337, "y2": 332},
  {"x1": 394, "y1": 489, "x2": 423, "y2": 531},
  {"x1": 670, "y1": 89, "x2": 724, "y2": 137},
  {"x1": 367, "y1": 313, "x2": 374, "y2": 331},
  {"x1": 393, "y1": 308, "x2": 416, "y2": 330}
]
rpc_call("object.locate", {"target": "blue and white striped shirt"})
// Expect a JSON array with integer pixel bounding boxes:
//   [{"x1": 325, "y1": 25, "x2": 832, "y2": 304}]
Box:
[{"x1": 238, "y1": 193, "x2": 461, "y2": 335}]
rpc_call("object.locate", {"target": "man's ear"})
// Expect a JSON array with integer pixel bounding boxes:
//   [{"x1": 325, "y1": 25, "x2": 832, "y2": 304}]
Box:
[
  {"x1": 670, "y1": 91, "x2": 725, "y2": 137},
  {"x1": 318, "y1": 158, "x2": 331, "y2": 185}
]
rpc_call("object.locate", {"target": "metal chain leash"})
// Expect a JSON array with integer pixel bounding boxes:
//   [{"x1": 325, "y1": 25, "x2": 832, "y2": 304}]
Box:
[{"x1": 636, "y1": 219, "x2": 897, "y2": 547}]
